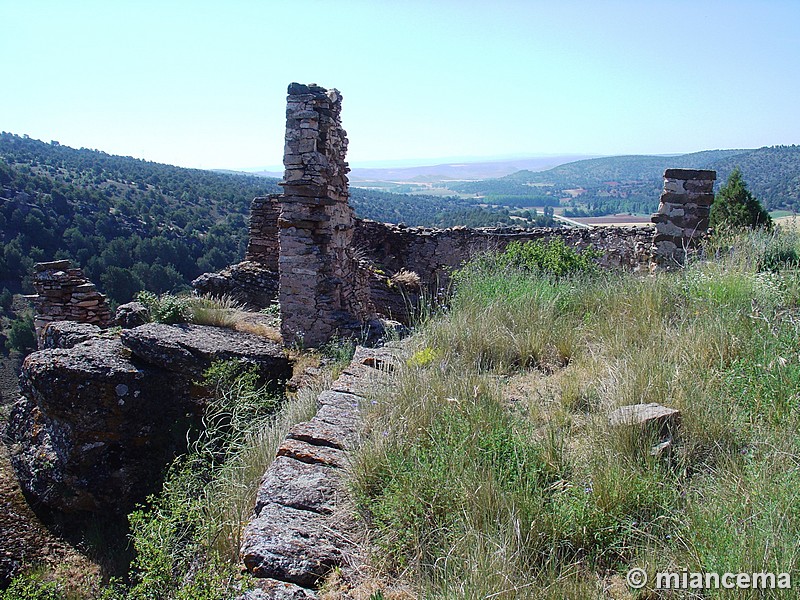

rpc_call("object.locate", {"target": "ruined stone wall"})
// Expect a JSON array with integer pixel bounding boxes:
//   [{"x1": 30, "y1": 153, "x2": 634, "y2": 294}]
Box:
[
  {"x1": 245, "y1": 195, "x2": 281, "y2": 270},
  {"x1": 651, "y1": 169, "x2": 716, "y2": 266},
  {"x1": 31, "y1": 260, "x2": 111, "y2": 346},
  {"x1": 353, "y1": 220, "x2": 655, "y2": 286},
  {"x1": 278, "y1": 83, "x2": 373, "y2": 347}
]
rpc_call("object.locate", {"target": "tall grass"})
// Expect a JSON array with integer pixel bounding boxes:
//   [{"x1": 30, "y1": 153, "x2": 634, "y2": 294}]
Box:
[{"x1": 352, "y1": 230, "x2": 800, "y2": 598}]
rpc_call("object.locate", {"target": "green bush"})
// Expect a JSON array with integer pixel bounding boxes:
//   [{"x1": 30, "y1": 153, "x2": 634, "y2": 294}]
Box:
[
  {"x1": 493, "y1": 238, "x2": 601, "y2": 277},
  {"x1": 8, "y1": 312, "x2": 36, "y2": 352},
  {"x1": 710, "y1": 167, "x2": 772, "y2": 231},
  {"x1": 135, "y1": 291, "x2": 189, "y2": 324}
]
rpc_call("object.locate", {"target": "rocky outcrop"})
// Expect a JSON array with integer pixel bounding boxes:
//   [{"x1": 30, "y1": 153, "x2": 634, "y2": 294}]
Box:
[
  {"x1": 241, "y1": 346, "x2": 397, "y2": 594},
  {"x1": 40, "y1": 320, "x2": 105, "y2": 349},
  {"x1": 120, "y1": 323, "x2": 291, "y2": 383},
  {"x1": 30, "y1": 260, "x2": 112, "y2": 345},
  {"x1": 192, "y1": 261, "x2": 279, "y2": 310},
  {"x1": 7, "y1": 323, "x2": 293, "y2": 515},
  {"x1": 6, "y1": 338, "x2": 193, "y2": 514}
]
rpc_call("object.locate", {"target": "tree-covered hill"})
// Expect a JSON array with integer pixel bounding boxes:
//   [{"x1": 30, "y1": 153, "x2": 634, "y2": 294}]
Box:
[
  {"x1": 448, "y1": 147, "x2": 800, "y2": 215},
  {"x1": 0, "y1": 133, "x2": 282, "y2": 301},
  {"x1": 0, "y1": 134, "x2": 527, "y2": 304}
]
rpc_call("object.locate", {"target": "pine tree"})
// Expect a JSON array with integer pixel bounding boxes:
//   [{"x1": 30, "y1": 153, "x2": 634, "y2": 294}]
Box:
[{"x1": 710, "y1": 167, "x2": 772, "y2": 230}]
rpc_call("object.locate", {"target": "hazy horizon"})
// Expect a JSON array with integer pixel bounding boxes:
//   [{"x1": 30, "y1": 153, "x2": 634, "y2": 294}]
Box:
[{"x1": 2, "y1": 1, "x2": 798, "y2": 170}]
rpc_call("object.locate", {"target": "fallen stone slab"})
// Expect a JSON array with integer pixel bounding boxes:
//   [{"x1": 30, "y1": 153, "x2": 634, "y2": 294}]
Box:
[
  {"x1": 608, "y1": 403, "x2": 681, "y2": 438},
  {"x1": 276, "y1": 438, "x2": 348, "y2": 469},
  {"x1": 121, "y1": 323, "x2": 292, "y2": 383},
  {"x1": 254, "y1": 456, "x2": 343, "y2": 515},
  {"x1": 241, "y1": 503, "x2": 346, "y2": 588}
]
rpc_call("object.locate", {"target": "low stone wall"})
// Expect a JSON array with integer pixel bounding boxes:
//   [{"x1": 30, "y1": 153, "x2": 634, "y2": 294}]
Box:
[
  {"x1": 239, "y1": 346, "x2": 397, "y2": 598},
  {"x1": 354, "y1": 220, "x2": 655, "y2": 286},
  {"x1": 30, "y1": 260, "x2": 111, "y2": 346}
]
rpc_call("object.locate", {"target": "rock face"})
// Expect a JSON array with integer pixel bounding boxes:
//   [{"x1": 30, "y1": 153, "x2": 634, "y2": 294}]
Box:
[
  {"x1": 30, "y1": 260, "x2": 112, "y2": 345},
  {"x1": 241, "y1": 346, "x2": 397, "y2": 593},
  {"x1": 192, "y1": 261, "x2": 279, "y2": 310},
  {"x1": 120, "y1": 323, "x2": 292, "y2": 383},
  {"x1": 7, "y1": 324, "x2": 293, "y2": 515},
  {"x1": 6, "y1": 339, "x2": 193, "y2": 514}
]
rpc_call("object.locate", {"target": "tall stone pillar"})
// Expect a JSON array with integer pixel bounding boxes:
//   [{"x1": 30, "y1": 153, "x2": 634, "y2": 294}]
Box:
[
  {"x1": 651, "y1": 169, "x2": 716, "y2": 266},
  {"x1": 278, "y1": 83, "x2": 372, "y2": 347}
]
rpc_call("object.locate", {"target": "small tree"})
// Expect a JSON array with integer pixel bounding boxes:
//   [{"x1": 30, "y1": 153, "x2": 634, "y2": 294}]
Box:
[{"x1": 710, "y1": 167, "x2": 772, "y2": 230}]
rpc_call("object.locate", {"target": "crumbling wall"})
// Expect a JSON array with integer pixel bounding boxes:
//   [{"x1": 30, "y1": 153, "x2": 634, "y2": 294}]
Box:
[
  {"x1": 651, "y1": 169, "x2": 716, "y2": 266},
  {"x1": 354, "y1": 221, "x2": 655, "y2": 286},
  {"x1": 245, "y1": 195, "x2": 281, "y2": 270},
  {"x1": 278, "y1": 83, "x2": 373, "y2": 347},
  {"x1": 31, "y1": 260, "x2": 111, "y2": 346}
]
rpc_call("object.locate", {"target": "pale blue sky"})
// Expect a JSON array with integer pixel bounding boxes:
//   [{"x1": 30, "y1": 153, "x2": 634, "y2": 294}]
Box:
[{"x1": 2, "y1": 0, "x2": 799, "y2": 170}]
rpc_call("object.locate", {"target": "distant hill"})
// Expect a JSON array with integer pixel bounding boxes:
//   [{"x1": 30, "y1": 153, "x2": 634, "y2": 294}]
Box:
[
  {"x1": 447, "y1": 147, "x2": 800, "y2": 215},
  {"x1": 0, "y1": 134, "x2": 537, "y2": 302}
]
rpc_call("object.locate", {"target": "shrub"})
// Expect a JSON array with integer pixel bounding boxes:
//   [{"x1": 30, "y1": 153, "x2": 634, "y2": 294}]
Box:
[
  {"x1": 493, "y1": 238, "x2": 601, "y2": 277},
  {"x1": 710, "y1": 167, "x2": 772, "y2": 231},
  {"x1": 135, "y1": 291, "x2": 189, "y2": 324},
  {"x1": 8, "y1": 312, "x2": 36, "y2": 352}
]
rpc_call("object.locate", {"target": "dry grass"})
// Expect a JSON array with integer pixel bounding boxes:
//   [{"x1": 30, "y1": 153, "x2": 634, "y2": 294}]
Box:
[{"x1": 350, "y1": 229, "x2": 800, "y2": 598}]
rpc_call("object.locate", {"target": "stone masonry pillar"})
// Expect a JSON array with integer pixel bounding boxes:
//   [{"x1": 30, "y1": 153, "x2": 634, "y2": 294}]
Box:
[
  {"x1": 651, "y1": 169, "x2": 716, "y2": 266},
  {"x1": 278, "y1": 83, "x2": 372, "y2": 347},
  {"x1": 31, "y1": 260, "x2": 112, "y2": 346},
  {"x1": 245, "y1": 194, "x2": 281, "y2": 270}
]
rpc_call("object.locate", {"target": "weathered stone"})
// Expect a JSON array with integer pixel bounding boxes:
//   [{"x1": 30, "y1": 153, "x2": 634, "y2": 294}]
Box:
[
  {"x1": 41, "y1": 321, "x2": 103, "y2": 349},
  {"x1": 254, "y1": 456, "x2": 343, "y2": 515},
  {"x1": 241, "y1": 503, "x2": 345, "y2": 588},
  {"x1": 664, "y1": 168, "x2": 716, "y2": 180},
  {"x1": 276, "y1": 438, "x2": 348, "y2": 468},
  {"x1": 192, "y1": 260, "x2": 279, "y2": 309},
  {"x1": 120, "y1": 323, "x2": 292, "y2": 383},
  {"x1": 114, "y1": 301, "x2": 149, "y2": 328},
  {"x1": 287, "y1": 416, "x2": 357, "y2": 450},
  {"x1": 236, "y1": 579, "x2": 318, "y2": 600},
  {"x1": 608, "y1": 403, "x2": 681, "y2": 438},
  {"x1": 6, "y1": 338, "x2": 194, "y2": 514}
]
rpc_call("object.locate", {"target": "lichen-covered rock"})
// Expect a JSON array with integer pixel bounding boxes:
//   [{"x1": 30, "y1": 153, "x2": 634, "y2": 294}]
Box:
[
  {"x1": 6, "y1": 338, "x2": 194, "y2": 514},
  {"x1": 254, "y1": 456, "x2": 343, "y2": 515},
  {"x1": 192, "y1": 261, "x2": 279, "y2": 310},
  {"x1": 236, "y1": 579, "x2": 318, "y2": 600},
  {"x1": 241, "y1": 503, "x2": 346, "y2": 588},
  {"x1": 114, "y1": 301, "x2": 149, "y2": 328},
  {"x1": 121, "y1": 323, "x2": 292, "y2": 383},
  {"x1": 40, "y1": 321, "x2": 104, "y2": 349}
]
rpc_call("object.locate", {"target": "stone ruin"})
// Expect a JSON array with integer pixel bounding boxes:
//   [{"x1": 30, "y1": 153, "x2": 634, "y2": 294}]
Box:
[
  {"x1": 194, "y1": 82, "x2": 718, "y2": 347},
  {"x1": 29, "y1": 260, "x2": 111, "y2": 347},
  {"x1": 651, "y1": 168, "x2": 716, "y2": 266},
  {"x1": 277, "y1": 83, "x2": 374, "y2": 347}
]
